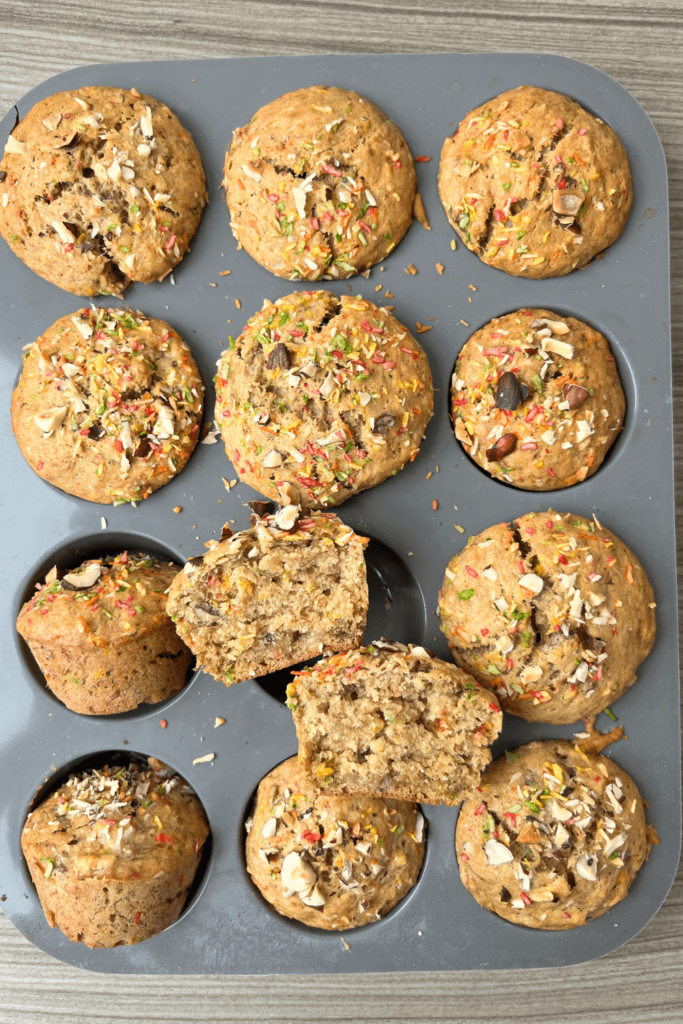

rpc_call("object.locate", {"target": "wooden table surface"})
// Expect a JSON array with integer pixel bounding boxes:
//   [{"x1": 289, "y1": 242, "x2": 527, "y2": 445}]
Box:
[{"x1": 1, "y1": 2, "x2": 681, "y2": 1020}]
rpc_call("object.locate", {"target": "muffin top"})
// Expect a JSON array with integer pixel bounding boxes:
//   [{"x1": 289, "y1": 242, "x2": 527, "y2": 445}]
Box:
[
  {"x1": 11, "y1": 307, "x2": 204, "y2": 504},
  {"x1": 451, "y1": 309, "x2": 625, "y2": 490},
  {"x1": 246, "y1": 755, "x2": 425, "y2": 930},
  {"x1": 438, "y1": 85, "x2": 632, "y2": 278},
  {"x1": 456, "y1": 740, "x2": 654, "y2": 929},
  {"x1": 0, "y1": 86, "x2": 206, "y2": 296},
  {"x1": 439, "y1": 511, "x2": 656, "y2": 723},
  {"x1": 22, "y1": 758, "x2": 209, "y2": 882},
  {"x1": 215, "y1": 290, "x2": 433, "y2": 509},
  {"x1": 17, "y1": 552, "x2": 181, "y2": 645},
  {"x1": 223, "y1": 85, "x2": 416, "y2": 281}
]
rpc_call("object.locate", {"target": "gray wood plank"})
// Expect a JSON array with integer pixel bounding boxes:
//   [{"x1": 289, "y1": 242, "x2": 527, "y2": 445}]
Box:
[{"x1": 0, "y1": 1, "x2": 682, "y2": 1020}]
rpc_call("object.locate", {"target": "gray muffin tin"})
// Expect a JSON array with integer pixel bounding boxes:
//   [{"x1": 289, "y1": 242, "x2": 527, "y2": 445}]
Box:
[{"x1": 0, "y1": 52, "x2": 678, "y2": 974}]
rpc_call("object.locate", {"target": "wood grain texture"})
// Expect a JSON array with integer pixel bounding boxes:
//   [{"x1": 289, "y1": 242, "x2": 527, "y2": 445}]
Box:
[{"x1": 0, "y1": 1, "x2": 682, "y2": 1020}]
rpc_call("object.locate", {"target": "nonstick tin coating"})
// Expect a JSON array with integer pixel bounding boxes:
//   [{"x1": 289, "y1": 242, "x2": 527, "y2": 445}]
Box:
[{"x1": 0, "y1": 52, "x2": 677, "y2": 973}]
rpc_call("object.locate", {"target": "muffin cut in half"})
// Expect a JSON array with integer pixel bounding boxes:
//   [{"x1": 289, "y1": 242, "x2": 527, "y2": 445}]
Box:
[
  {"x1": 166, "y1": 507, "x2": 369, "y2": 686},
  {"x1": 287, "y1": 642, "x2": 502, "y2": 806},
  {"x1": 245, "y1": 755, "x2": 425, "y2": 930},
  {"x1": 22, "y1": 757, "x2": 210, "y2": 947},
  {"x1": 438, "y1": 510, "x2": 656, "y2": 723},
  {"x1": 17, "y1": 552, "x2": 192, "y2": 715},
  {"x1": 456, "y1": 740, "x2": 658, "y2": 929}
]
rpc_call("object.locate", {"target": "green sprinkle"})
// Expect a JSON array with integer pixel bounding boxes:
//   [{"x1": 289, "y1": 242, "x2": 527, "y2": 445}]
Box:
[
  {"x1": 458, "y1": 588, "x2": 475, "y2": 601},
  {"x1": 604, "y1": 707, "x2": 617, "y2": 721}
]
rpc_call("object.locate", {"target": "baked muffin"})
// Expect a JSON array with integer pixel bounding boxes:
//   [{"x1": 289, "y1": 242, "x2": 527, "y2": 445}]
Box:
[
  {"x1": 11, "y1": 307, "x2": 204, "y2": 504},
  {"x1": 439, "y1": 511, "x2": 656, "y2": 723},
  {"x1": 438, "y1": 85, "x2": 632, "y2": 278},
  {"x1": 223, "y1": 85, "x2": 416, "y2": 281},
  {"x1": 245, "y1": 755, "x2": 425, "y2": 930},
  {"x1": 167, "y1": 508, "x2": 368, "y2": 686},
  {"x1": 0, "y1": 86, "x2": 206, "y2": 296},
  {"x1": 17, "y1": 552, "x2": 192, "y2": 715},
  {"x1": 22, "y1": 757, "x2": 209, "y2": 947},
  {"x1": 451, "y1": 309, "x2": 625, "y2": 489},
  {"x1": 287, "y1": 642, "x2": 502, "y2": 806},
  {"x1": 456, "y1": 740, "x2": 657, "y2": 929},
  {"x1": 215, "y1": 290, "x2": 433, "y2": 509}
]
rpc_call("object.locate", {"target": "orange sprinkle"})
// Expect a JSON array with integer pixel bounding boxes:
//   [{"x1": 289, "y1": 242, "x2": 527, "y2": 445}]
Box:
[
  {"x1": 160, "y1": 719, "x2": 168, "y2": 729},
  {"x1": 432, "y1": 500, "x2": 438, "y2": 511}
]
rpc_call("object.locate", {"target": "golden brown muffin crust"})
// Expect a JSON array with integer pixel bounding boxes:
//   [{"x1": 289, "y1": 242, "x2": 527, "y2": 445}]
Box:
[
  {"x1": 439, "y1": 511, "x2": 656, "y2": 723},
  {"x1": 246, "y1": 756, "x2": 425, "y2": 930},
  {"x1": 22, "y1": 757, "x2": 210, "y2": 947},
  {"x1": 215, "y1": 290, "x2": 433, "y2": 509},
  {"x1": 11, "y1": 307, "x2": 204, "y2": 504},
  {"x1": 438, "y1": 85, "x2": 632, "y2": 278},
  {"x1": 451, "y1": 308, "x2": 625, "y2": 490},
  {"x1": 224, "y1": 85, "x2": 416, "y2": 281},
  {"x1": 456, "y1": 740, "x2": 655, "y2": 929},
  {"x1": 17, "y1": 551, "x2": 191, "y2": 714},
  {"x1": 0, "y1": 86, "x2": 206, "y2": 295}
]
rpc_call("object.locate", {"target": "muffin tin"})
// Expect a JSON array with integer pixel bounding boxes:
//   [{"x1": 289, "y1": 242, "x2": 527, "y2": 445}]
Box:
[{"x1": 0, "y1": 52, "x2": 678, "y2": 973}]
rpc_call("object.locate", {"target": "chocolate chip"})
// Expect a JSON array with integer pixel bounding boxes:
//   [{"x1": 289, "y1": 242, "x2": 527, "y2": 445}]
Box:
[
  {"x1": 563, "y1": 383, "x2": 590, "y2": 409},
  {"x1": 88, "y1": 425, "x2": 105, "y2": 440},
  {"x1": 265, "y1": 342, "x2": 292, "y2": 370},
  {"x1": 495, "y1": 371, "x2": 529, "y2": 411},
  {"x1": 219, "y1": 522, "x2": 234, "y2": 542},
  {"x1": 576, "y1": 624, "x2": 606, "y2": 654},
  {"x1": 486, "y1": 433, "x2": 517, "y2": 462},
  {"x1": 247, "y1": 500, "x2": 274, "y2": 518},
  {"x1": 373, "y1": 412, "x2": 396, "y2": 435},
  {"x1": 0, "y1": 170, "x2": 6, "y2": 182},
  {"x1": 500, "y1": 886, "x2": 511, "y2": 903},
  {"x1": 187, "y1": 555, "x2": 204, "y2": 567},
  {"x1": 82, "y1": 167, "x2": 95, "y2": 178},
  {"x1": 134, "y1": 438, "x2": 151, "y2": 458}
]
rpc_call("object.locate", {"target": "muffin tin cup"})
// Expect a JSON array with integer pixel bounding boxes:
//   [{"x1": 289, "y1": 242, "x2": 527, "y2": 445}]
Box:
[{"x1": 0, "y1": 51, "x2": 678, "y2": 973}]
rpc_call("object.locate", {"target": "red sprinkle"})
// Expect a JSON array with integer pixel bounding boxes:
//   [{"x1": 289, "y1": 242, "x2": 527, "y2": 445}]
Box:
[
  {"x1": 578, "y1": 128, "x2": 587, "y2": 136},
  {"x1": 481, "y1": 628, "x2": 489, "y2": 637},
  {"x1": 156, "y1": 833, "x2": 174, "y2": 844},
  {"x1": 555, "y1": 117, "x2": 564, "y2": 130},
  {"x1": 520, "y1": 892, "x2": 532, "y2": 906},
  {"x1": 432, "y1": 499, "x2": 438, "y2": 511},
  {"x1": 302, "y1": 830, "x2": 322, "y2": 843},
  {"x1": 547, "y1": 467, "x2": 556, "y2": 477},
  {"x1": 465, "y1": 565, "x2": 478, "y2": 579},
  {"x1": 414, "y1": 155, "x2": 431, "y2": 162},
  {"x1": 160, "y1": 719, "x2": 167, "y2": 728},
  {"x1": 135, "y1": 912, "x2": 141, "y2": 925}
]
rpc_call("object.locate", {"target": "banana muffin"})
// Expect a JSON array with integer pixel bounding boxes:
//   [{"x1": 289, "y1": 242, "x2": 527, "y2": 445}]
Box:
[
  {"x1": 17, "y1": 552, "x2": 192, "y2": 715},
  {"x1": 245, "y1": 755, "x2": 425, "y2": 930},
  {"x1": 22, "y1": 757, "x2": 210, "y2": 947},
  {"x1": 439, "y1": 510, "x2": 656, "y2": 723},
  {"x1": 0, "y1": 86, "x2": 206, "y2": 295},
  {"x1": 456, "y1": 740, "x2": 657, "y2": 929},
  {"x1": 167, "y1": 508, "x2": 368, "y2": 686},
  {"x1": 438, "y1": 85, "x2": 632, "y2": 278},
  {"x1": 11, "y1": 307, "x2": 204, "y2": 504},
  {"x1": 451, "y1": 309, "x2": 625, "y2": 490},
  {"x1": 215, "y1": 290, "x2": 433, "y2": 509},
  {"x1": 223, "y1": 85, "x2": 416, "y2": 280},
  {"x1": 287, "y1": 642, "x2": 502, "y2": 806}
]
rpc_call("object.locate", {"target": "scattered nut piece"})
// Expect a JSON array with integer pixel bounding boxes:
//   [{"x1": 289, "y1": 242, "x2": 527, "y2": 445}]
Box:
[{"x1": 192, "y1": 753, "x2": 215, "y2": 765}]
